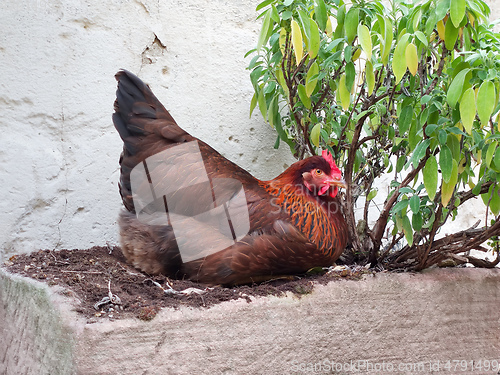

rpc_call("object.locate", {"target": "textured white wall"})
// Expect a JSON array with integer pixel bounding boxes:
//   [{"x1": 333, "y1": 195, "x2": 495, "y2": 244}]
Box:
[
  {"x1": 0, "y1": 0, "x2": 297, "y2": 259},
  {"x1": 1, "y1": 1, "x2": 499, "y2": 260}
]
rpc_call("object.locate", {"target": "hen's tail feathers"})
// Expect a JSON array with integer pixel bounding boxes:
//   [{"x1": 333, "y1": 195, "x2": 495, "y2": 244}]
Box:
[
  {"x1": 113, "y1": 69, "x2": 193, "y2": 156},
  {"x1": 113, "y1": 70, "x2": 196, "y2": 212}
]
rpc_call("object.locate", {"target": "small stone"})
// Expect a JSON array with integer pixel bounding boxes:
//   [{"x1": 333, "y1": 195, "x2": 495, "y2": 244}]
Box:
[{"x1": 332, "y1": 265, "x2": 347, "y2": 272}]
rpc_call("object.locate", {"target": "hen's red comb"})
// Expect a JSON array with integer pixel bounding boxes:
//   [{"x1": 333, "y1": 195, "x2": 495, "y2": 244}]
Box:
[{"x1": 322, "y1": 150, "x2": 341, "y2": 177}]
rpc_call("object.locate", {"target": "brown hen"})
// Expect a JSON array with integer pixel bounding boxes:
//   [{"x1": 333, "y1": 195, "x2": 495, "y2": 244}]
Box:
[{"x1": 113, "y1": 70, "x2": 348, "y2": 285}]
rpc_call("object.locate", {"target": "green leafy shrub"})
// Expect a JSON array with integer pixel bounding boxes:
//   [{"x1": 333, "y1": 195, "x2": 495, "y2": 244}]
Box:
[{"x1": 247, "y1": 0, "x2": 500, "y2": 269}]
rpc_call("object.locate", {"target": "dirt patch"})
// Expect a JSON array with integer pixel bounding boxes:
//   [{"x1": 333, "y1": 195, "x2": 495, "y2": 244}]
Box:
[{"x1": 3, "y1": 246, "x2": 369, "y2": 323}]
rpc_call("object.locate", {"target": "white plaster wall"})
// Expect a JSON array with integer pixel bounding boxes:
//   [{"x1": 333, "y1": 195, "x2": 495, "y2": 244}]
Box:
[
  {"x1": 1, "y1": 1, "x2": 499, "y2": 259},
  {"x1": 0, "y1": 0, "x2": 297, "y2": 258}
]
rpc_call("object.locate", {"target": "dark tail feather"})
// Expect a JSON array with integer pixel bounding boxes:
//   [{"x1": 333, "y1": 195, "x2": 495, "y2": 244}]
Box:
[
  {"x1": 113, "y1": 70, "x2": 183, "y2": 147},
  {"x1": 113, "y1": 70, "x2": 195, "y2": 213}
]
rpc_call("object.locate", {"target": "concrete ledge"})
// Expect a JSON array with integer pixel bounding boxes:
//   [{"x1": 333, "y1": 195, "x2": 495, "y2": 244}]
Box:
[{"x1": 1, "y1": 268, "x2": 500, "y2": 374}]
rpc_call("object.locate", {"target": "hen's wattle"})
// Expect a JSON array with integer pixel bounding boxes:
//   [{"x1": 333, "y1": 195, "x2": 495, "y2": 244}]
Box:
[{"x1": 113, "y1": 70, "x2": 348, "y2": 285}]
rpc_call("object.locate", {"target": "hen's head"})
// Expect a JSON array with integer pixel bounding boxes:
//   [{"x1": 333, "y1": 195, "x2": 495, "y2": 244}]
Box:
[{"x1": 285, "y1": 150, "x2": 346, "y2": 198}]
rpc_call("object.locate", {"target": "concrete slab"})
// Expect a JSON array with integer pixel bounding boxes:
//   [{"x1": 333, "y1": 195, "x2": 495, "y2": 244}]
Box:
[{"x1": 1, "y1": 268, "x2": 500, "y2": 374}]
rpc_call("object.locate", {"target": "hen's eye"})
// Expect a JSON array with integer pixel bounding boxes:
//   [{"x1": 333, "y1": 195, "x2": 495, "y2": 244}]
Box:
[{"x1": 314, "y1": 169, "x2": 322, "y2": 176}]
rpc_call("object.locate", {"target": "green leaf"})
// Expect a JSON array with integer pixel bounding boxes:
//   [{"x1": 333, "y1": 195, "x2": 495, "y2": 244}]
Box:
[
  {"x1": 396, "y1": 155, "x2": 406, "y2": 173},
  {"x1": 447, "y1": 69, "x2": 470, "y2": 107},
  {"x1": 438, "y1": 129, "x2": 447, "y2": 145},
  {"x1": 257, "y1": 9, "x2": 273, "y2": 51},
  {"x1": 365, "y1": 60, "x2": 375, "y2": 96},
  {"x1": 480, "y1": 184, "x2": 499, "y2": 213},
  {"x1": 296, "y1": 10, "x2": 312, "y2": 52},
  {"x1": 392, "y1": 34, "x2": 410, "y2": 85},
  {"x1": 358, "y1": 24, "x2": 372, "y2": 60},
  {"x1": 325, "y1": 14, "x2": 333, "y2": 36},
  {"x1": 282, "y1": 10, "x2": 292, "y2": 20},
  {"x1": 447, "y1": 134, "x2": 461, "y2": 161},
  {"x1": 274, "y1": 113, "x2": 291, "y2": 147},
  {"x1": 297, "y1": 84, "x2": 311, "y2": 109},
  {"x1": 486, "y1": 141, "x2": 498, "y2": 168},
  {"x1": 326, "y1": 38, "x2": 344, "y2": 52},
  {"x1": 493, "y1": 148, "x2": 500, "y2": 171},
  {"x1": 345, "y1": 62, "x2": 356, "y2": 92},
  {"x1": 399, "y1": 105, "x2": 413, "y2": 134},
  {"x1": 353, "y1": 46, "x2": 362, "y2": 61},
  {"x1": 273, "y1": 135, "x2": 280, "y2": 149},
  {"x1": 310, "y1": 123, "x2": 322, "y2": 147},
  {"x1": 275, "y1": 67, "x2": 289, "y2": 98},
  {"x1": 367, "y1": 189, "x2": 378, "y2": 201},
  {"x1": 257, "y1": 87, "x2": 267, "y2": 121},
  {"x1": 250, "y1": 66, "x2": 263, "y2": 89},
  {"x1": 314, "y1": 0, "x2": 327, "y2": 32},
  {"x1": 425, "y1": 124, "x2": 438, "y2": 137},
  {"x1": 423, "y1": 155, "x2": 438, "y2": 200},
  {"x1": 344, "y1": 8, "x2": 359, "y2": 44},
  {"x1": 450, "y1": 0, "x2": 466, "y2": 28},
  {"x1": 411, "y1": 139, "x2": 430, "y2": 168},
  {"x1": 425, "y1": 11, "x2": 438, "y2": 36},
  {"x1": 409, "y1": 119, "x2": 423, "y2": 151},
  {"x1": 440, "y1": 145, "x2": 453, "y2": 183},
  {"x1": 444, "y1": 18, "x2": 459, "y2": 50},
  {"x1": 491, "y1": 187, "x2": 500, "y2": 216},
  {"x1": 308, "y1": 18, "x2": 321, "y2": 58},
  {"x1": 436, "y1": 0, "x2": 451, "y2": 21},
  {"x1": 306, "y1": 62, "x2": 319, "y2": 97},
  {"x1": 409, "y1": 195, "x2": 420, "y2": 213},
  {"x1": 249, "y1": 92, "x2": 258, "y2": 118},
  {"x1": 421, "y1": 95, "x2": 432, "y2": 104},
  {"x1": 415, "y1": 30, "x2": 428, "y2": 46},
  {"x1": 256, "y1": 0, "x2": 275, "y2": 11},
  {"x1": 267, "y1": 95, "x2": 277, "y2": 128},
  {"x1": 344, "y1": 45, "x2": 352, "y2": 62},
  {"x1": 402, "y1": 215, "x2": 413, "y2": 246},
  {"x1": 338, "y1": 73, "x2": 350, "y2": 110},
  {"x1": 441, "y1": 159, "x2": 459, "y2": 206},
  {"x1": 393, "y1": 199, "x2": 409, "y2": 213},
  {"x1": 459, "y1": 88, "x2": 476, "y2": 134},
  {"x1": 411, "y1": 8, "x2": 422, "y2": 33},
  {"x1": 291, "y1": 19, "x2": 303, "y2": 65},
  {"x1": 477, "y1": 80, "x2": 496, "y2": 126},
  {"x1": 270, "y1": 5, "x2": 279, "y2": 23},
  {"x1": 405, "y1": 43, "x2": 418, "y2": 76},
  {"x1": 437, "y1": 19, "x2": 445, "y2": 40},
  {"x1": 381, "y1": 17, "x2": 393, "y2": 65},
  {"x1": 412, "y1": 212, "x2": 423, "y2": 232},
  {"x1": 278, "y1": 27, "x2": 287, "y2": 55}
]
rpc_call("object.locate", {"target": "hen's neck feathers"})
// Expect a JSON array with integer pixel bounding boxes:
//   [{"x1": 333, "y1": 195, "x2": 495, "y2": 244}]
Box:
[{"x1": 265, "y1": 156, "x2": 332, "y2": 202}]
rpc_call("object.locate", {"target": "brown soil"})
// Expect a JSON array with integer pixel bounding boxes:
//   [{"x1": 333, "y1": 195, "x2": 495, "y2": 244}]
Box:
[{"x1": 3, "y1": 246, "x2": 368, "y2": 323}]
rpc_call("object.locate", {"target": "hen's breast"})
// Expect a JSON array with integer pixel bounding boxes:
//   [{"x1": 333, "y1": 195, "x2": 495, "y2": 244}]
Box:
[{"x1": 263, "y1": 183, "x2": 347, "y2": 258}]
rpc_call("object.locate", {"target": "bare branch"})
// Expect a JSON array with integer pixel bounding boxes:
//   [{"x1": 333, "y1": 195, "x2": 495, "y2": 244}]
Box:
[{"x1": 424, "y1": 41, "x2": 448, "y2": 96}]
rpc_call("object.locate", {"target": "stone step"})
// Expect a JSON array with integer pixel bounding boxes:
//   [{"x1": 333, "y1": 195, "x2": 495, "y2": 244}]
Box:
[{"x1": 1, "y1": 268, "x2": 499, "y2": 374}]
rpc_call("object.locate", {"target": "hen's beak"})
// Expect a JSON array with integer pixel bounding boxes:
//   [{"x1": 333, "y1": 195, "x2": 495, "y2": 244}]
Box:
[{"x1": 329, "y1": 177, "x2": 347, "y2": 190}]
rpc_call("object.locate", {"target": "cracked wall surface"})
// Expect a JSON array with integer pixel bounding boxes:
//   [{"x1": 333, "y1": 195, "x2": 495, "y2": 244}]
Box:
[{"x1": 1, "y1": 1, "x2": 499, "y2": 258}]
